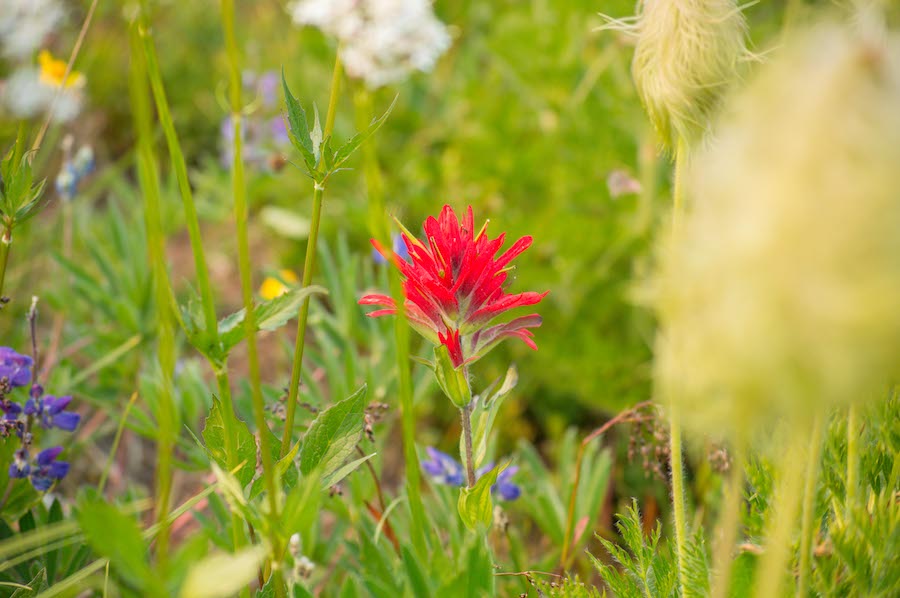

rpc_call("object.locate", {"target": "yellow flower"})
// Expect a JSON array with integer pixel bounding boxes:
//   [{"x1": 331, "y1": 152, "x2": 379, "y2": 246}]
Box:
[
  {"x1": 260, "y1": 269, "x2": 299, "y2": 300},
  {"x1": 38, "y1": 50, "x2": 85, "y2": 89}
]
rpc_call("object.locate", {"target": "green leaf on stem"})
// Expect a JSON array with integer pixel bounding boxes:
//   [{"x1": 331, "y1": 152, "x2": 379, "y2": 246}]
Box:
[
  {"x1": 281, "y1": 70, "x2": 317, "y2": 173},
  {"x1": 457, "y1": 462, "x2": 506, "y2": 531},
  {"x1": 179, "y1": 545, "x2": 267, "y2": 598},
  {"x1": 327, "y1": 95, "x2": 397, "y2": 174},
  {"x1": 202, "y1": 397, "x2": 257, "y2": 487},
  {"x1": 218, "y1": 285, "x2": 327, "y2": 356},
  {"x1": 299, "y1": 385, "x2": 367, "y2": 480},
  {"x1": 462, "y1": 367, "x2": 518, "y2": 469}
]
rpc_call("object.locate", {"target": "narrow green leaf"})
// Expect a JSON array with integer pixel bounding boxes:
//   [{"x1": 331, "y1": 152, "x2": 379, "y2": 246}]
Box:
[
  {"x1": 299, "y1": 385, "x2": 367, "y2": 477},
  {"x1": 329, "y1": 95, "x2": 397, "y2": 173},
  {"x1": 321, "y1": 452, "x2": 376, "y2": 489}
]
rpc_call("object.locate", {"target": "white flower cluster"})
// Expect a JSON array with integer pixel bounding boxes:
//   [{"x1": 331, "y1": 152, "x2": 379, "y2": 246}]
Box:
[
  {"x1": 288, "y1": 0, "x2": 451, "y2": 88},
  {"x1": 0, "y1": 0, "x2": 84, "y2": 123},
  {"x1": 0, "y1": 0, "x2": 64, "y2": 59}
]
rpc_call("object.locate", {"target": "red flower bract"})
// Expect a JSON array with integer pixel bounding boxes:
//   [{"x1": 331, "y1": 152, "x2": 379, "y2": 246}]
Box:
[{"x1": 359, "y1": 205, "x2": 547, "y2": 367}]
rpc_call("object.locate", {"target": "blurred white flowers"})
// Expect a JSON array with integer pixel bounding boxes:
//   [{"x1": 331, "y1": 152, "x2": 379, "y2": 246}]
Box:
[
  {"x1": 0, "y1": 0, "x2": 65, "y2": 59},
  {"x1": 2, "y1": 50, "x2": 84, "y2": 122},
  {"x1": 288, "y1": 0, "x2": 450, "y2": 88},
  {"x1": 653, "y1": 22, "x2": 900, "y2": 440}
]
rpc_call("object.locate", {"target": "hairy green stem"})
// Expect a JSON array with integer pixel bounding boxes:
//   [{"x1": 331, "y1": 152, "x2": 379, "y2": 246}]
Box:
[
  {"x1": 129, "y1": 26, "x2": 177, "y2": 578},
  {"x1": 220, "y1": 2, "x2": 283, "y2": 594},
  {"x1": 355, "y1": 86, "x2": 429, "y2": 555},
  {"x1": 797, "y1": 414, "x2": 824, "y2": 598},
  {"x1": 669, "y1": 136, "x2": 690, "y2": 594},
  {"x1": 753, "y1": 428, "x2": 809, "y2": 598},
  {"x1": 461, "y1": 403, "x2": 477, "y2": 488},
  {"x1": 710, "y1": 441, "x2": 745, "y2": 598},
  {"x1": 280, "y1": 54, "x2": 343, "y2": 456},
  {"x1": 846, "y1": 404, "x2": 859, "y2": 508}
]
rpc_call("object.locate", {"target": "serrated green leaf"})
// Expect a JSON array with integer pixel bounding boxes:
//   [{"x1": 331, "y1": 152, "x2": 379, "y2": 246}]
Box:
[
  {"x1": 202, "y1": 397, "x2": 258, "y2": 487},
  {"x1": 180, "y1": 545, "x2": 267, "y2": 598},
  {"x1": 281, "y1": 70, "x2": 317, "y2": 173},
  {"x1": 218, "y1": 285, "x2": 327, "y2": 354},
  {"x1": 457, "y1": 463, "x2": 506, "y2": 531},
  {"x1": 299, "y1": 385, "x2": 367, "y2": 479}
]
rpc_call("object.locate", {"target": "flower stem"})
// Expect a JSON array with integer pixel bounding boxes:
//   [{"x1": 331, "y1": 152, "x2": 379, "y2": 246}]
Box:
[
  {"x1": 280, "y1": 54, "x2": 343, "y2": 457},
  {"x1": 461, "y1": 403, "x2": 477, "y2": 488},
  {"x1": 220, "y1": 2, "x2": 283, "y2": 594},
  {"x1": 669, "y1": 136, "x2": 690, "y2": 594},
  {"x1": 846, "y1": 404, "x2": 859, "y2": 508},
  {"x1": 798, "y1": 414, "x2": 824, "y2": 598},
  {"x1": 0, "y1": 227, "x2": 11, "y2": 302},
  {"x1": 354, "y1": 86, "x2": 429, "y2": 555}
]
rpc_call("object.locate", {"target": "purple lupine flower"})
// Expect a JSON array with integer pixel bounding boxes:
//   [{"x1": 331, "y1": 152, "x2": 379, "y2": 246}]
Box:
[
  {"x1": 28, "y1": 447, "x2": 69, "y2": 491},
  {"x1": 423, "y1": 448, "x2": 521, "y2": 501},
  {"x1": 257, "y1": 71, "x2": 279, "y2": 108},
  {"x1": 0, "y1": 347, "x2": 33, "y2": 388},
  {"x1": 422, "y1": 447, "x2": 465, "y2": 486},
  {"x1": 25, "y1": 395, "x2": 80, "y2": 432},
  {"x1": 371, "y1": 233, "x2": 410, "y2": 265},
  {"x1": 8, "y1": 448, "x2": 30, "y2": 479},
  {"x1": 270, "y1": 117, "x2": 290, "y2": 147},
  {"x1": 1, "y1": 400, "x2": 22, "y2": 420}
]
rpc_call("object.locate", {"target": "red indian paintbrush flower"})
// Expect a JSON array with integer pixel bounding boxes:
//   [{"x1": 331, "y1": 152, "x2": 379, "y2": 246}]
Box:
[{"x1": 359, "y1": 205, "x2": 547, "y2": 368}]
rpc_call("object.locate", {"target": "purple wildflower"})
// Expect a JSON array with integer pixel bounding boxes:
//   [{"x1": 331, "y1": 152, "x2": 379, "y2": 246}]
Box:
[
  {"x1": 422, "y1": 447, "x2": 464, "y2": 486},
  {"x1": 422, "y1": 447, "x2": 521, "y2": 501},
  {"x1": 371, "y1": 233, "x2": 410, "y2": 265},
  {"x1": 25, "y1": 395, "x2": 80, "y2": 432},
  {"x1": 0, "y1": 347, "x2": 33, "y2": 388},
  {"x1": 28, "y1": 447, "x2": 70, "y2": 491}
]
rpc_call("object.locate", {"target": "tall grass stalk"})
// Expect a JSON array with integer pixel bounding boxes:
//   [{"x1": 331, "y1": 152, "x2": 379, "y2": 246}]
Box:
[
  {"x1": 280, "y1": 55, "x2": 343, "y2": 456},
  {"x1": 668, "y1": 136, "x2": 690, "y2": 593},
  {"x1": 354, "y1": 87, "x2": 429, "y2": 555},
  {"x1": 220, "y1": 2, "x2": 283, "y2": 594},
  {"x1": 846, "y1": 404, "x2": 859, "y2": 508},
  {"x1": 129, "y1": 27, "x2": 177, "y2": 576},
  {"x1": 137, "y1": 4, "x2": 248, "y2": 569},
  {"x1": 797, "y1": 414, "x2": 824, "y2": 598}
]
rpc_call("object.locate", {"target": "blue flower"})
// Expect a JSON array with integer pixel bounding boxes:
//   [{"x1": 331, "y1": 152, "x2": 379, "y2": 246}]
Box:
[
  {"x1": 372, "y1": 233, "x2": 410, "y2": 265},
  {"x1": 422, "y1": 447, "x2": 465, "y2": 486},
  {"x1": 8, "y1": 448, "x2": 30, "y2": 479},
  {"x1": 28, "y1": 447, "x2": 70, "y2": 491},
  {"x1": 422, "y1": 447, "x2": 521, "y2": 501},
  {"x1": 0, "y1": 347, "x2": 33, "y2": 388},
  {"x1": 25, "y1": 395, "x2": 80, "y2": 432}
]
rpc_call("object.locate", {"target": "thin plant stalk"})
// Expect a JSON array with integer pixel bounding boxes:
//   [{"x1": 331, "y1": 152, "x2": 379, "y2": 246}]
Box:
[
  {"x1": 97, "y1": 392, "x2": 139, "y2": 496},
  {"x1": 846, "y1": 404, "x2": 859, "y2": 508},
  {"x1": 220, "y1": 2, "x2": 283, "y2": 594},
  {"x1": 0, "y1": 227, "x2": 10, "y2": 301},
  {"x1": 669, "y1": 136, "x2": 690, "y2": 593},
  {"x1": 136, "y1": 7, "x2": 248, "y2": 563},
  {"x1": 129, "y1": 27, "x2": 177, "y2": 575},
  {"x1": 710, "y1": 440, "x2": 746, "y2": 598},
  {"x1": 752, "y1": 427, "x2": 810, "y2": 598},
  {"x1": 354, "y1": 86, "x2": 429, "y2": 555},
  {"x1": 460, "y1": 403, "x2": 477, "y2": 488},
  {"x1": 797, "y1": 414, "x2": 824, "y2": 598},
  {"x1": 280, "y1": 54, "x2": 343, "y2": 456}
]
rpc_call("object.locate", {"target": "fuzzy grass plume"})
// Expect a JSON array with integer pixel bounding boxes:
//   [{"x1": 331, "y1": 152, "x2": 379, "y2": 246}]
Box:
[
  {"x1": 653, "y1": 21, "x2": 900, "y2": 440},
  {"x1": 627, "y1": 0, "x2": 747, "y2": 152}
]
